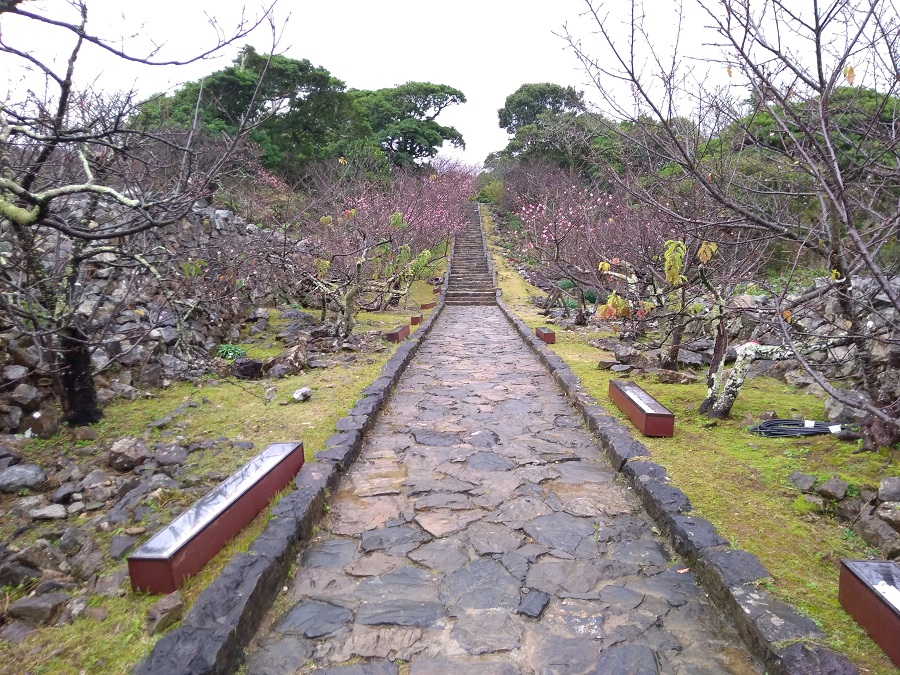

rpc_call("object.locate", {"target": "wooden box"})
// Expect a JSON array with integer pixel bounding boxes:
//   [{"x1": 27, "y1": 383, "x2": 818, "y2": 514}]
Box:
[
  {"x1": 608, "y1": 380, "x2": 674, "y2": 437},
  {"x1": 433, "y1": 286, "x2": 442, "y2": 294},
  {"x1": 410, "y1": 314, "x2": 423, "y2": 326},
  {"x1": 128, "y1": 442, "x2": 304, "y2": 594},
  {"x1": 420, "y1": 301, "x2": 437, "y2": 310},
  {"x1": 385, "y1": 324, "x2": 410, "y2": 342},
  {"x1": 536, "y1": 327, "x2": 556, "y2": 344},
  {"x1": 839, "y1": 559, "x2": 900, "y2": 666}
]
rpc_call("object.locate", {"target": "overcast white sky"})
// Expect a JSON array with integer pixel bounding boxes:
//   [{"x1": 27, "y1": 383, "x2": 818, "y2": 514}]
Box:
[{"x1": 2, "y1": 0, "x2": 702, "y2": 167}]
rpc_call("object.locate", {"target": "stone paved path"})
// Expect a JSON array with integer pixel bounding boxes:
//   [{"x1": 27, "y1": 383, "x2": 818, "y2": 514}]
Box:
[{"x1": 246, "y1": 306, "x2": 761, "y2": 675}]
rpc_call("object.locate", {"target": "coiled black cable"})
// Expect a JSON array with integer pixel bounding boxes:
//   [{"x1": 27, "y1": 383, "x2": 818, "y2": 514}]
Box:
[{"x1": 748, "y1": 418, "x2": 849, "y2": 437}]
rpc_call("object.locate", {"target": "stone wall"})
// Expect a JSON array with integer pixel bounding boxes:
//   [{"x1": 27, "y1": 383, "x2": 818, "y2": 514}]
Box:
[{"x1": 0, "y1": 202, "x2": 259, "y2": 435}]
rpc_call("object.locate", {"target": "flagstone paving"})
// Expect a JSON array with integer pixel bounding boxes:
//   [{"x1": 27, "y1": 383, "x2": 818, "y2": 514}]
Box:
[{"x1": 246, "y1": 305, "x2": 762, "y2": 674}]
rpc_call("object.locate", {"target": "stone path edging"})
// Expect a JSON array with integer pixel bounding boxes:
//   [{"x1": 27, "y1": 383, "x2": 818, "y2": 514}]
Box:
[
  {"x1": 493, "y1": 296, "x2": 859, "y2": 675},
  {"x1": 134, "y1": 297, "x2": 451, "y2": 675}
]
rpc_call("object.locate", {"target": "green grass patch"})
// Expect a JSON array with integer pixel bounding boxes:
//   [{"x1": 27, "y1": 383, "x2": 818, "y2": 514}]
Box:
[{"x1": 491, "y1": 217, "x2": 900, "y2": 674}]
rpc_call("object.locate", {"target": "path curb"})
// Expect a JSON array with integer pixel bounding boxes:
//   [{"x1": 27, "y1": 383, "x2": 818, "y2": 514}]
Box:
[
  {"x1": 134, "y1": 288, "x2": 452, "y2": 674},
  {"x1": 494, "y1": 297, "x2": 859, "y2": 675}
]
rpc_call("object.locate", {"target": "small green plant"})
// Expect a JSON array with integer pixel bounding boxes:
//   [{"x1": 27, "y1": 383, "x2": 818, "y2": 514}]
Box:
[
  {"x1": 557, "y1": 278, "x2": 575, "y2": 290},
  {"x1": 583, "y1": 289, "x2": 598, "y2": 304},
  {"x1": 216, "y1": 344, "x2": 248, "y2": 360}
]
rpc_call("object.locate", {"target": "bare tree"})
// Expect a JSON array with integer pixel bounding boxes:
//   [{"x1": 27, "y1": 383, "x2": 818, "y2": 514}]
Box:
[
  {"x1": 0, "y1": 1, "x2": 276, "y2": 426},
  {"x1": 565, "y1": 0, "x2": 900, "y2": 445}
]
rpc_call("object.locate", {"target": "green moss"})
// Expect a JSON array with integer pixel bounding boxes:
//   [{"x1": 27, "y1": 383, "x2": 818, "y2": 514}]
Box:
[{"x1": 494, "y1": 235, "x2": 899, "y2": 674}]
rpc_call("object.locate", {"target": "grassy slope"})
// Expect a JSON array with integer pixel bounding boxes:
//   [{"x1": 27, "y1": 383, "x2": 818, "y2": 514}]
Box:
[
  {"x1": 0, "y1": 282, "x2": 440, "y2": 675},
  {"x1": 484, "y1": 207, "x2": 899, "y2": 674}
]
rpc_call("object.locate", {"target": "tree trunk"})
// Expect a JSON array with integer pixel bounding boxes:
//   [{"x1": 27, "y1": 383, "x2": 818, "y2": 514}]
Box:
[
  {"x1": 659, "y1": 320, "x2": 686, "y2": 370},
  {"x1": 60, "y1": 327, "x2": 103, "y2": 426}
]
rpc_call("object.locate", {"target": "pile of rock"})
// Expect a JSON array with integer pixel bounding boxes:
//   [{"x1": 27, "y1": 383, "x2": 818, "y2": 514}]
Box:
[
  {"x1": 0, "y1": 404, "x2": 263, "y2": 644},
  {"x1": 788, "y1": 473, "x2": 900, "y2": 559}
]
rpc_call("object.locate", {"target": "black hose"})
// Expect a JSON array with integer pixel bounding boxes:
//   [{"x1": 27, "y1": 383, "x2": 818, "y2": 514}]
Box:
[{"x1": 748, "y1": 418, "x2": 850, "y2": 437}]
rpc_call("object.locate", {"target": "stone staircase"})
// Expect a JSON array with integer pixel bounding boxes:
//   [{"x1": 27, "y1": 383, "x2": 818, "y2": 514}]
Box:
[{"x1": 445, "y1": 205, "x2": 496, "y2": 306}]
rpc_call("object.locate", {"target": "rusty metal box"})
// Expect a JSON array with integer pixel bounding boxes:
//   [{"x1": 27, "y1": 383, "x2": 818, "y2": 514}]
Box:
[
  {"x1": 128, "y1": 442, "x2": 304, "y2": 594},
  {"x1": 839, "y1": 559, "x2": 900, "y2": 666},
  {"x1": 385, "y1": 324, "x2": 410, "y2": 342},
  {"x1": 536, "y1": 327, "x2": 556, "y2": 344},
  {"x1": 608, "y1": 379, "x2": 674, "y2": 437}
]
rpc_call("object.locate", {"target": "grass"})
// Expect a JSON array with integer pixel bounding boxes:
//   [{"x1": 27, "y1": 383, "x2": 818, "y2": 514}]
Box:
[
  {"x1": 485, "y1": 205, "x2": 900, "y2": 674},
  {"x1": 0, "y1": 282, "x2": 447, "y2": 674}
]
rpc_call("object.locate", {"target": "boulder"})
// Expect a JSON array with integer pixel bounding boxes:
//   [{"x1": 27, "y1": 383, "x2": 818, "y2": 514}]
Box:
[
  {"x1": 875, "y1": 502, "x2": 900, "y2": 533},
  {"x1": 19, "y1": 408, "x2": 59, "y2": 439},
  {"x1": 293, "y1": 387, "x2": 313, "y2": 403},
  {"x1": 146, "y1": 591, "x2": 185, "y2": 634},
  {"x1": 817, "y1": 476, "x2": 849, "y2": 501},
  {"x1": 824, "y1": 389, "x2": 872, "y2": 424},
  {"x1": 107, "y1": 437, "x2": 152, "y2": 472},
  {"x1": 7, "y1": 593, "x2": 69, "y2": 625},
  {"x1": 0, "y1": 464, "x2": 47, "y2": 493},
  {"x1": 657, "y1": 369, "x2": 699, "y2": 385},
  {"x1": 878, "y1": 477, "x2": 900, "y2": 503},
  {"x1": 231, "y1": 358, "x2": 263, "y2": 380},
  {"x1": 11, "y1": 382, "x2": 42, "y2": 411}
]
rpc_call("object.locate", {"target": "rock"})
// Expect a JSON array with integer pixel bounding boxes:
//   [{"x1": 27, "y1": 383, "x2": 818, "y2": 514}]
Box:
[
  {"x1": 466, "y1": 451, "x2": 516, "y2": 472},
  {"x1": 11, "y1": 383, "x2": 42, "y2": 411},
  {"x1": 56, "y1": 597, "x2": 88, "y2": 626},
  {"x1": 824, "y1": 389, "x2": 872, "y2": 424},
  {"x1": 597, "y1": 358, "x2": 618, "y2": 370},
  {"x1": 657, "y1": 369, "x2": 699, "y2": 385},
  {"x1": 109, "y1": 535, "x2": 137, "y2": 560},
  {"x1": 19, "y1": 408, "x2": 59, "y2": 438},
  {"x1": 58, "y1": 527, "x2": 89, "y2": 554},
  {"x1": 0, "y1": 444, "x2": 22, "y2": 470},
  {"x1": 789, "y1": 472, "x2": 817, "y2": 492},
  {"x1": 154, "y1": 445, "x2": 188, "y2": 467},
  {"x1": 853, "y1": 511, "x2": 900, "y2": 558},
  {"x1": 28, "y1": 504, "x2": 69, "y2": 520},
  {"x1": 594, "y1": 644, "x2": 660, "y2": 674},
  {"x1": 518, "y1": 590, "x2": 550, "y2": 619},
  {"x1": 879, "y1": 477, "x2": 900, "y2": 502},
  {"x1": 264, "y1": 344, "x2": 307, "y2": 377},
  {"x1": 17, "y1": 540, "x2": 66, "y2": 572},
  {"x1": 610, "y1": 363, "x2": 633, "y2": 373},
  {"x1": 231, "y1": 358, "x2": 263, "y2": 380},
  {"x1": 137, "y1": 363, "x2": 163, "y2": 389},
  {"x1": 0, "y1": 464, "x2": 46, "y2": 493},
  {"x1": 293, "y1": 387, "x2": 313, "y2": 403},
  {"x1": 613, "y1": 344, "x2": 653, "y2": 369},
  {"x1": 777, "y1": 642, "x2": 860, "y2": 675},
  {"x1": 817, "y1": 476, "x2": 849, "y2": 501},
  {"x1": 1, "y1": 364, "x2": 29, "y2": 384},
  {"x1": 0, "y1": 559, "x2": 41, "y2": 587},
  {"x1": 93, "y1": 570, "x2": 129, "y2": 598},
  {"x1": 273, "y1": 599, "x2": 353, "y2": 638},
  {"x1": 146, "y1": 591, "x2": 185, "y2": 635},
  {"x1": 875, "y1": 502, "x2": 900, "y2": 533},
  {"x1": 7, "y1": 593, "x2": 69, "y2": 625},
  {"x1": 71, "y1": 538, "x2": 104, "y2": 580},
  {"x1": 107, "y1": 437, "x2": 151, "y2": 472}
]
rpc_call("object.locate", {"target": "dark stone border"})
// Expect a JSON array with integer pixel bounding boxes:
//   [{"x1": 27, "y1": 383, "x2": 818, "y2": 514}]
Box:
[
  {"x1": 494, "y1": 296, "x2": 859, "y2": 675},
  {"x1": 134, "y1": 266, "x2": 453, "y2": 674}
]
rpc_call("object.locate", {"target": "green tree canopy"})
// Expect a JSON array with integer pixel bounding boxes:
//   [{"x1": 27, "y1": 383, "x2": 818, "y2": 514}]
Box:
[
  {"x1": 138, "y1": 46, "x2": 358, "y2": 177},
  {"x1": 498, "y1": 83, "x2": 584, "y2": 135},
  {"x1": 351, "y1": 82, "x2": 466, "y2": 166}
]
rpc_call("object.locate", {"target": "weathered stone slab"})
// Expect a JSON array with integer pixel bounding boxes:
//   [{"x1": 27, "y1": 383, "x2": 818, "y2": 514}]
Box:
[
  {"x1": 407, "y1": 539, "x2": 471, "y2": 574},
  {"x1": 415, "y1": 509, "x2": 484, "y2": 537},
  {"x1": 274, "y1": 600, "x2": 353, "y2": 638},
  {"x1": 451, "y1": 609, "x2": 521, "y2": 654},
  {"x1": 439, "y1": 559, "x2": 521, "y2": 610}
]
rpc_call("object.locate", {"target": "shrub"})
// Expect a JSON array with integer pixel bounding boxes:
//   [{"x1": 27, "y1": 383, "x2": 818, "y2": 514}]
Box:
[
  {"x1": 557, "y1": 278, "x2": 575, "y2": 290},
  {"x1": 216, "y1": 344, "x2": 248, "y2": 360}
]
